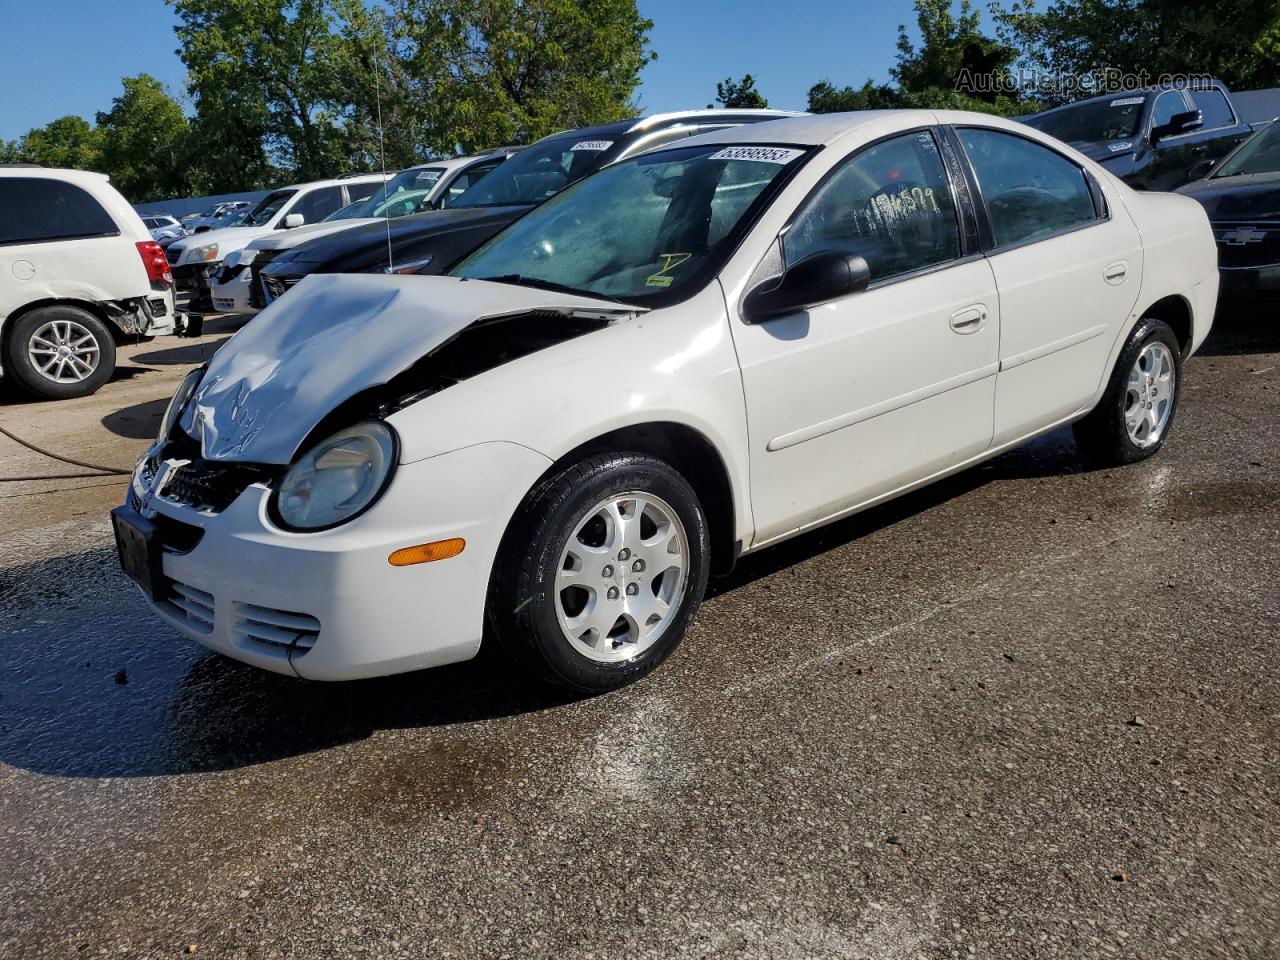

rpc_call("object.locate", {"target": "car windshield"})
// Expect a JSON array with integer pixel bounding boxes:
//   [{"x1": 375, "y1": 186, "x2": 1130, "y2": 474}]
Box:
[
  {"x1": 1213, "y1": 123, "x2": 1280, "y2": 178},
  {"x1": 213, "y1": 208, "x2": 250, "y2": 228},
  {"x1": 450, "y1": 143, "x2": 808, "y2": 303},
  {"x1": 1025, "y1": 97, "x2": 1145, "y2": 143},
  {"x1": 449, "y1": 135, "x2": 613, "y2": 207},
  {"x1": 347, "y1": 167, "x2": 446, "y2": 219},
  {"x1": 243, "y1": 189, "x2": 296, "y2": 226}
]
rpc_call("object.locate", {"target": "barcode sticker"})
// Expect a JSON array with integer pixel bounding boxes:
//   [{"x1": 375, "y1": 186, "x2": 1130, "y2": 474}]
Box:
[
  {"x1": 707, "y1": 146, "x2": 805, "y2": 164},
  {"x1": 571, "y1": 140, "x2": 614, "y2": 152},
  {"x1": 1110, "y1": 96, "x2": 1145, "y2": 107}
]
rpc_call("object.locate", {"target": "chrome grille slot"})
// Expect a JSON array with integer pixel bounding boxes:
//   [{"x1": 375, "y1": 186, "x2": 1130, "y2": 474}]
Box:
[
  {"x1": 160, "y1": 581, "x2": 215, "y2": 635},
  {"x1": 234, "y1": 603, "x2": 320, "y2": 654}
]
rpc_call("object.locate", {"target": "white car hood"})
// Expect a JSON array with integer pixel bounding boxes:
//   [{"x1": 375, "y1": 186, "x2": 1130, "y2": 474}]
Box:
[
  {"x1": 173, "y1": 224, "x2": 272, "y2": 262},
  {"x1": 180, "y1": 273, "x2": 640, "y2": 465},
  {"x1": 249, "y1": 218, "x2": 381, "y2": 252}
]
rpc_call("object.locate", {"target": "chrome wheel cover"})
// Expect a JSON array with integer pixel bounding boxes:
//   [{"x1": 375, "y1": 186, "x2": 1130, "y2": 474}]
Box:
[
  {"x1": 1125, "y1": 341, "x2": 1176, "y2": 448},
  {"x1": 27, "y1": 319, "x2": 101, "y2": 384},
  {"x1": 554, "y1": 492, "x2": 689, "y2": 664}
]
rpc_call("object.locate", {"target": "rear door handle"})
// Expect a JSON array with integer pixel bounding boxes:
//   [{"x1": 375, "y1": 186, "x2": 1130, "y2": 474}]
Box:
[
  {"x1": 949, "y1": 304, "x2": 987, "y2": 334},
  {"x1": 1104, "y1": 261, "x2": 1128, "y2": 284}
]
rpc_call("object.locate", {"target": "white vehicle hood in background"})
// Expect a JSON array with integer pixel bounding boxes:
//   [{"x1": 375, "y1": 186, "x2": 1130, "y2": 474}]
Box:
[
  {"x1": 172, "y1": 224, "x2": 272, "y2": 262},
  {"x1": 180, "y1": 273, "x2": 640, "y2": 465},
  {"x1": 249, "y1": 218, "x2": 381, "y2": 252}
]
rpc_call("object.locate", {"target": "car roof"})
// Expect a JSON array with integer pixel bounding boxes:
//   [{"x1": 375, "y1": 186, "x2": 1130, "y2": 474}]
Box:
[
  {"x1": 530, "y1": 109, "x2": 805, "y2": 145},
  {"x1": 273, "y1": 173, "x2": 390, "y2": 191},
  {"x1": 0, "y1": 166, "x2": 111, "y2": 183},
  {"x1": 667, "y1": 110, "x2": 935, "y2": 148}
]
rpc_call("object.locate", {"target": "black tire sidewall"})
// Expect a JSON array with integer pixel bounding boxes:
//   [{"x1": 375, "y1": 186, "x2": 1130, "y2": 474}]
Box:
[
  {"x1": 5, "y1": 306, "x2": 116, "y2": 399},
  {"x1": 1075, "y1": 316, "x2": 1183, "y2": 467},
  {"x1": 1109, "y1": 318, "x2": 1183, "y2": 460},
  {"x1": 496, "y1": 454, "x2": 711, "y2": 693}
]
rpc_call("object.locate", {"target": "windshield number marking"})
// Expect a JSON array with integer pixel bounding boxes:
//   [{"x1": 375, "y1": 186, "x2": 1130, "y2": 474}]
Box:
[
  {"x1": 571, "y1": 140, "x2": 614, "y2": 151},
  {"x1": 707, "y1": 146, "x2": 805, "y2": 164}
]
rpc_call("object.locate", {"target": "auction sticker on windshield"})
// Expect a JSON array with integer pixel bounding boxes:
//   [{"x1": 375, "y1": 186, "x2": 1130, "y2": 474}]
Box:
[
  {"x1": 707, "y1": 146, "x2": 805, "y2": 164},
  {"x1": 1110, "y1": 97, "x2": 1145, "y2": 107},
  {"x1": 571, "y1": 140, "x2": 614, "y2": 151}
]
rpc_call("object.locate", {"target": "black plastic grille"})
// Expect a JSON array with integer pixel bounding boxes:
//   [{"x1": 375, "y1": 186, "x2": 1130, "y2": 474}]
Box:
[
  {"x1": 262, "y1": 274, "x2": 301, "y2": 302},
  {"x1": 138, "y1": 450, "x2": 273, "y2": 514},
  {"x1": 249, "y1": 249, "x2": 283, "y2": 308}
]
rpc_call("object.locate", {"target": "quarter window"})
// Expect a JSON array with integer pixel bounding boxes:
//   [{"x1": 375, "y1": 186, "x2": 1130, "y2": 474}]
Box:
[
  {"x1": 783, "y1": 130, "x2": 961, "y2": 284},
  {"x1": 0, "y1": 178, "x2": 119, "y2": 246},
  {"x1": 956, "y1": 128, "x2": 1099, "y2": 248}
]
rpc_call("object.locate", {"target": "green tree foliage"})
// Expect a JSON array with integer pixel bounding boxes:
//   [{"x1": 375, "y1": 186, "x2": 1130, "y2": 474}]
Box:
[
  {"x1": 171, "y1": 0, "x2": 355, "y2": 186},
  {"x1": 7, "y1": 116, "x2": 104, "y2": 170},
  {"x1": 808, "y1": 0, "x2": 1034, "y2": 116},
  {"x1": 994, "y1": 0, "x2": 1280, "y2": 103},
  {"x1": 715, "y1": 74, "x2": 768, "y2": 109},
  {"x1": 394, "y1": 0, "x2": 657, "y2": 153},
  {"x1": 95, "y1": 75, "x2": 196, "y2": 202}
]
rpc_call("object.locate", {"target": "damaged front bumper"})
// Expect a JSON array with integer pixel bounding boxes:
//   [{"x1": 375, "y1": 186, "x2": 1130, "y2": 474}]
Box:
[{"x1": 124, "y1": 441, "x2": 552, "y2": 681}]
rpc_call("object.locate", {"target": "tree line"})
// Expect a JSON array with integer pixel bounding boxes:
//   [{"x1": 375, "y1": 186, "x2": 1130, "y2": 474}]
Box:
[{"x1": 4, "y1": 0, "x2": 1279, "y2": 204}]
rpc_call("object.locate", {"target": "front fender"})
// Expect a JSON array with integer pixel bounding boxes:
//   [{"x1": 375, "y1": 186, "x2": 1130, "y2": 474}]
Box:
[{"x1": 386, "y1": 283, "x2": 755, "y2": 547}]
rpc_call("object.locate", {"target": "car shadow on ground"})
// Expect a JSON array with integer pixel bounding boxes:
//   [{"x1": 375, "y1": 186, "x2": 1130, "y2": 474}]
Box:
[
  {"x1": 1194, "y1": 311, "x2": 1280, "y2": 357},
  {"x1": 131, "y1": 335, "x2": 232, "y2": 367},
  {"x1": 102, "y1": 397, "x2": 170, "y2": 439},
  {"x1": 0, "y1": 429, "x2": 1082, "y2": 781}
]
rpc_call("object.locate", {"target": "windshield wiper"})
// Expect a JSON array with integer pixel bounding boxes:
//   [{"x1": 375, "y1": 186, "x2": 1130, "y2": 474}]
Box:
[{"x1": 475, "y1": 274, "x2": 626, "y2": 304}]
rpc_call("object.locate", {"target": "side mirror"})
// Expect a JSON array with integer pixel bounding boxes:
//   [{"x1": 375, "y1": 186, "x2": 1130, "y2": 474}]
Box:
[
  {"x1": 742, "y1": 250, "x2": 871, "y2": 323},
  {"x1": 1151, "y1": 109, "x2": 1203, "y2": 143},
  {"x1": 282, "y1": 213, "x2": 305, "y2": 228}
]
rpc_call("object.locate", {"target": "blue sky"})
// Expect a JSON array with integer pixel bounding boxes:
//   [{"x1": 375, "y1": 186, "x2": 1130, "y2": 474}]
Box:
[{"x1": 0, "y1": 0, "x2": 951, "y2": 141}]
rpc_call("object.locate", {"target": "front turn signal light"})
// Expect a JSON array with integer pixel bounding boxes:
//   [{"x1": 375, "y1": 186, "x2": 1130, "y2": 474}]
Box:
[{"x1": 388, "y1": 538, "x2": 466, "y2": 566}]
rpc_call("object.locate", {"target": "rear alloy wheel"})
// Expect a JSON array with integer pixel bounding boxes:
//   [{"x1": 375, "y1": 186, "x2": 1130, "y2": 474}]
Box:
[
  {"x1": 4, "y1": 306, "x2": 116, "y2": 400},
  {"x1": 490, "y1": 453, "x2": 710, "y2": 692},
  {"x1": 1073, "y1": 317, "x2": 1182, "y2": 467}
]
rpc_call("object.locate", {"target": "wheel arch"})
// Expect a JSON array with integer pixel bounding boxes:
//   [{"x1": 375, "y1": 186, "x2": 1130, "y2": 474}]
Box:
[
  {"x1": 1136, "y1": 293, "x2": 1194, "y2": 355},
  {"x1": 528, "y1": 421, "x2": 741, "y2": 576}
]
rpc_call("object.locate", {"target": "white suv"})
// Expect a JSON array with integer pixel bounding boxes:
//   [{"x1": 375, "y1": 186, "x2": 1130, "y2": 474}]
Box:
[
  {"x1": 0, "y1": 166, "x2": 178, "y2": 400},
  {"x1": 166, "y1": 174, "x2": 388, "y2": 311},
  {"x1": 211, "y1": 150, "x2": 517, "y2": 316}
]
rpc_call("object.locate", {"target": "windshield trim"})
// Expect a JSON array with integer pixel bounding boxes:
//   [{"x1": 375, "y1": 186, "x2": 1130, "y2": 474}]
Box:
[{"x1": 449, "y1": 141, "x2": 820, "y2": 310}]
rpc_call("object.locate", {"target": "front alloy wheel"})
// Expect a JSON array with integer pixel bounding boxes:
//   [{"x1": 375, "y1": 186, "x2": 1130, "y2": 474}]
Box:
[
  {"x1": 555, "y1": 492, "x2": 689, "y2": 663},
  {"x1": 490, "y1": 453, "x2": 710, "y2": 692}
]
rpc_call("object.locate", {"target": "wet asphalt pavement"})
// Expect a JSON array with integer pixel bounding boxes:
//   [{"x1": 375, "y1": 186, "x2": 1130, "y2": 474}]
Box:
[{"x1": 1, "y1": 316, "x2": 1278, "y2": 959}]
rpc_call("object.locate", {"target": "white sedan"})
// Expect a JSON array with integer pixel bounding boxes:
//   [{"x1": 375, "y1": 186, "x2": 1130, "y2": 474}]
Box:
[{"x1": 114, "y1": 110, "x2": 1217, "y2": 692}]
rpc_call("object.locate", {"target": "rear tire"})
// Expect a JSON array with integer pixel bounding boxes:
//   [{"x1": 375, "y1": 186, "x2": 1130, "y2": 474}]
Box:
[
  {"x1": 3, "y1": 305, "x2": 116, "y2": 400},
  {"x1": 1073, "y1": 317, "x2": 1182, "y2": 468},
  {"x1": 488, "y1": 453, "x2": 711, "y2": 693}
]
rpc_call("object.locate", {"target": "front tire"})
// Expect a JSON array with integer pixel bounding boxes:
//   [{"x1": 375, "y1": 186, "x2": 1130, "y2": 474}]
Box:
[
  {"x1": 3, "y1": 305, "x2": 116, "y2": 400},
  {"x1": 1073, "y1": 317, "x2": 1182, "y2": 468},
  {"x1": 489, "y1": 453, "x2": 711, "y2": 693}
]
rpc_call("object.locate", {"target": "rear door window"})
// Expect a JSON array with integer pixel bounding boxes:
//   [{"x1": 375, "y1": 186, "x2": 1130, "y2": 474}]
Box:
[
  {"x1": 0, "y1": 178, "x2": 119, "y2": 245},
  {"x1": 956, "y1": 128, "x2": 1100, "y2": 249},
  {"x1": 1190, "y1": 88, "x2": 1236, "y2": 129}
]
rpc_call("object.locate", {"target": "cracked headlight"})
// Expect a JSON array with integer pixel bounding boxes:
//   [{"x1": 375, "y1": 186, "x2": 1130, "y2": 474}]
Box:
[
  {"x1": 157, "y1": 369, "x2": 203, "y2": 444},
  {"x1": 272, "y1": 422, "x2": 397, "y2": 531}
]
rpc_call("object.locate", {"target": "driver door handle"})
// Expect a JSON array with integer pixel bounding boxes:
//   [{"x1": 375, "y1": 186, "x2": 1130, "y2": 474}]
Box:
[{"x1": 949, "y1": 304, "x2": 987, "y2": 334}]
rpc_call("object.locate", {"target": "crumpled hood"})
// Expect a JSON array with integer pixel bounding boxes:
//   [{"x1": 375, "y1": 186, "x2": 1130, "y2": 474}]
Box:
[{"x1": 180, "y1": 273, "x2": 639, "y2": 465}]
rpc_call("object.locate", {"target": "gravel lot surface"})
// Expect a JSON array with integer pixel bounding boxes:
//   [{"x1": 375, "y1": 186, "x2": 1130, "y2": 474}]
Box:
[{"x1": 1, "y1": 312, "x2": 1277, "y2": 959}]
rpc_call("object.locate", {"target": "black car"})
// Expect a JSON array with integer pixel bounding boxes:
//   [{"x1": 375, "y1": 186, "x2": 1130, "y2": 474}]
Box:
[
  {"x1": 1022, "y1": 82, "x2": 1254, "y2": 191},
  {"x1": 1178, "y1": 120, "x2": 1280, "y2": 302},
  {"x1": 258, "y1": 109, "x2": 799, "y2": 303}
]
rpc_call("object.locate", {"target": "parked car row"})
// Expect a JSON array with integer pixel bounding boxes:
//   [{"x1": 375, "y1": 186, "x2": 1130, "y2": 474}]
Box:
[{"x1": 116, "y1": 109, "x2": 1218, "y2": 695}]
